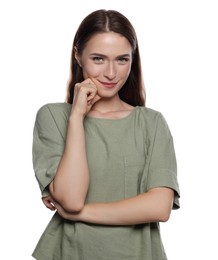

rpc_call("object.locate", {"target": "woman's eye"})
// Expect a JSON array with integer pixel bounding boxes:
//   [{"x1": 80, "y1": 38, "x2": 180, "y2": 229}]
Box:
[
  {"x1": 118, "y1": 58, "x2": 129, "y2": 64},
  {"x1": 92, "y1": 57, "x2": 104, "y2": 63}
]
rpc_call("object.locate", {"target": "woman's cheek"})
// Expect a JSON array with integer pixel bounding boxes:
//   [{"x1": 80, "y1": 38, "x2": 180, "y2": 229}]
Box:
[{"x1": 83, "y1": 65, "x2": 101, "y2": 79}]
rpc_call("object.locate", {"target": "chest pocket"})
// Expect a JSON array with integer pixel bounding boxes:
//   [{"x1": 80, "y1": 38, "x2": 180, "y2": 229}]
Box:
[{"x1": 124, "y1": 155, "x2": 145, "y2": 198}]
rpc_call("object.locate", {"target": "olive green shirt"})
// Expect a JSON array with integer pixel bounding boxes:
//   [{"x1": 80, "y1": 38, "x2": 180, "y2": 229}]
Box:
[{"x1": 32, "y1": 103, "x2": 180, "y2": 260}]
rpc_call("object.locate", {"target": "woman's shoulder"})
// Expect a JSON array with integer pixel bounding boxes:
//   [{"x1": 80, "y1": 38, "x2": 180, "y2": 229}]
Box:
[
  {"x1": 37, "y1": 102, "x2": 71, "y2": 112},
  {"x1": 34, "y1": 103, "x2": 71, "y2": 138},
  {"x1": 34, "y1": 102, "x2": 71, "y2": 131},
  {"x1": 137, "y1": 106, "x2": 163, "y2": 120},
  {"x1": 136, "y1": 106, "x2": 170, "y2": 132},
  {"x1": 36, "y1": 102, "x2": 71, "y2": 118}
]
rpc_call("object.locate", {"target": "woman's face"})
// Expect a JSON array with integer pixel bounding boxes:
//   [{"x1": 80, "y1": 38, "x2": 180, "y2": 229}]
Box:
[{"x1": 76, "y1": 32, "x2": 132, "y2": 98}]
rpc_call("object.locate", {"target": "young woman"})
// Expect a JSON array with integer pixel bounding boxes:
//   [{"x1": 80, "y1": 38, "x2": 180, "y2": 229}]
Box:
[{"x1": 32, "y1": 9, "x2": 180, "y2": 260}]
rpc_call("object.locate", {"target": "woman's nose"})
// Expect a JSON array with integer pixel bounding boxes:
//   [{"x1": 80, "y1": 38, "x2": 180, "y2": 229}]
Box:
[{"x1": 103, "y1": 62, "x2": 116, "y2": 80}]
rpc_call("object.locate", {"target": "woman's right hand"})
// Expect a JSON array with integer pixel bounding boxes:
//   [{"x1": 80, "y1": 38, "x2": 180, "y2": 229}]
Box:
[{"x1": 71, "y1": 78, "x2": 101, "y2": 117}]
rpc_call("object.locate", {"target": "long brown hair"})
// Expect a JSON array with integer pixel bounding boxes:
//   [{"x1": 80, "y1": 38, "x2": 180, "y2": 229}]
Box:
[{"x1": 66, "y1": 9, "x2": 145, "y2": 106}]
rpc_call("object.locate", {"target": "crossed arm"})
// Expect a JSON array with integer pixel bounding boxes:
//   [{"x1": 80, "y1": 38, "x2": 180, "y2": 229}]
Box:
[
  {"x1": 42, "y1": 113, "x2": 174, "y2": 226},
  {"x1": 42, "y1": 80, "x2": 174, "y2": 226},
  {"x1": 43, "y1": 187, "x2": 174, "y2": 225},
  {"x1": 44, "y1": 113, "x2": 174, "y2": 225}
]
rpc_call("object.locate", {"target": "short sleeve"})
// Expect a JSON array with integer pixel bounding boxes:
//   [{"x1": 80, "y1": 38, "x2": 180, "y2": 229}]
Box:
[
  {"x1": 146, "y1": 113, "x2": 180, "y2": 209},
  {"x1": 32, "y1": 105, "x2": 65, "y2": 197}
]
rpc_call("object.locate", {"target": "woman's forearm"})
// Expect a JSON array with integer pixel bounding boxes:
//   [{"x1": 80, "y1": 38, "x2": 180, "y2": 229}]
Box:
[
  {"x1": 50, "y1": 114, "x2": 89, "y2": 212},
  {"x1": 56, "y1": 187, "x2": 174, "y2": 225},
  {"x1": 80, "y1": 188, "x2": 174, "y2": 225}
]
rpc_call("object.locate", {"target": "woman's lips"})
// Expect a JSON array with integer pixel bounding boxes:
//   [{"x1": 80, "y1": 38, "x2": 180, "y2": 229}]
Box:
[{"x1": 99, "y1": 81, "x2": 117, "y2": 88}]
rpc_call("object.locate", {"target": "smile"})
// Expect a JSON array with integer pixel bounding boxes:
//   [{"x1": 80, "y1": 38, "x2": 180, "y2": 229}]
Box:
[{"x1": 99, "y1": 81, "x2": 117, "y2": 88}]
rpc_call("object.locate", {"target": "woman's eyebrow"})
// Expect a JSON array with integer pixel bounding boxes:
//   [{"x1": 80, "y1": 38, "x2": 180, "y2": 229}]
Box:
[
  {"x1": 116, "y1": 54, "x2": 131, "y2": 58},
  {"x1": 90, "y1": 53, "x2": 107, "y2": 57},
  {"x1": 90, "y1": 53, "x2": 131, "y2": 58}
]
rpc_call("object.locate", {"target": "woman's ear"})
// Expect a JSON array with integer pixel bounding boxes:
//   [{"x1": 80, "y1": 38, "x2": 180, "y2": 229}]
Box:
[{"x1": 74, "y1": 47, "x2": 82, "y2": 67}]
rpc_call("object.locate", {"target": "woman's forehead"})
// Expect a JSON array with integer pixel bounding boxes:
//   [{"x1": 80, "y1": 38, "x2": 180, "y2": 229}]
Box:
[{"x1": 83, "y1": 32, "x2": 132, "y2": 54}]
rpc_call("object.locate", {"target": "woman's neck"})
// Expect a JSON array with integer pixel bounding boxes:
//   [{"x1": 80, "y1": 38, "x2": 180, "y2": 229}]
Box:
[{"x1": 87, "y1": 96, "x2": 134, "y2": 119}]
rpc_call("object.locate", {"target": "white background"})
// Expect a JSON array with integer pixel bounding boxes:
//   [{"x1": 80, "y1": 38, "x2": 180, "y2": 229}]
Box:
[{"x1": 1, "y1": 0, "x2": 218, "y2": 259}]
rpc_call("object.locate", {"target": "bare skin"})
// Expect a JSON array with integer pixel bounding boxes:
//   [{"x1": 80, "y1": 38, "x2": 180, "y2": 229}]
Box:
[
  {"x1": 42, "y1": 32, "x2": 174, "y2": 224},
  {"x1": 49, "y1": 78, "x2": 101, "y2": 212}
]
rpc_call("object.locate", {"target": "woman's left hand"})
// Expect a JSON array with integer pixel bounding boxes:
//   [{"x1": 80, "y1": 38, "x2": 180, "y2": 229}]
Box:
[
  {"x1": 54, "y1": 201, "x2": 83, "y2": 221},
  {"x1": 42, "y1": 195, "x2": 84, "y2": 221},
  {"x1": 42, "y1": 195, "x2": 56, "y2": 211}
]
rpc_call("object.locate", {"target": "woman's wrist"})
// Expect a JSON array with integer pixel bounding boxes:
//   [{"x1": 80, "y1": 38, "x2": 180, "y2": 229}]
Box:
[{"x1": 68, "y1": 111, "x2": 85, "y2": 125}]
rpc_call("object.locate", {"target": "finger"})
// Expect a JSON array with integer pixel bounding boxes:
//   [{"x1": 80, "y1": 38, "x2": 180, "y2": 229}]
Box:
[
  {"x1": 49, "y1": 201, "x2": 56, "y2": 210},
  {"x1": 42, "y1": 197, "x2": 56, "y2": 210},
  {"x1": 74, "y1": 83, "x2": 81, "y2": 94},
  {"x1": 82, "y1": 78, "x2": 97, "y2": 86},
  {"x1": 75, "y1": 82, "x2": 97, "y2": 98},
  {"x1": 76, "y1": 78, "x2": 98, "y2": 93},
  {"x1": 92, "y1": 94, "x2": 101, "y2": 105},
  {"x1": 46, "y1": 202, "x2": 56, "y2": 210},
  {"x1": 87, "y1": 78, "x2": 101, "y2": 100},
  {"x1": 75, "y1": 78, "x2": 96, "y2": 89},
  {"x1": 86, "y1": 87, "x2": 98, "y2": 101}
]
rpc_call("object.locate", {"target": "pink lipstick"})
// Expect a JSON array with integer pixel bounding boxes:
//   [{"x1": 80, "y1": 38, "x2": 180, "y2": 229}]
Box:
[{"x1": 100, "y1": 81, "x2": 117, "y2": 88}]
